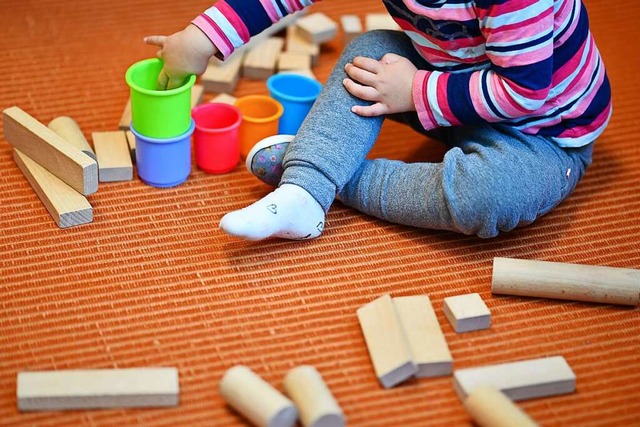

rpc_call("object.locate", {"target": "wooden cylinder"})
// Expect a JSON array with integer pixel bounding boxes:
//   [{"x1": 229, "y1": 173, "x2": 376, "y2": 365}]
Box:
[
  {"x1": 283, "y1": 365, "x2": 345, "y2": 427},
  {"x1": 48, "y1": 116, "x2": 96, "y2": 160},
  {"x1": 464, "y1": 385, "x2": 538, "y2": 427},
  {"x1": 219, "y1": 365, "x2": 297, "y2": 427},
  {"x1": 491, "y1": 257, "x2": 640, "y2": 306}
]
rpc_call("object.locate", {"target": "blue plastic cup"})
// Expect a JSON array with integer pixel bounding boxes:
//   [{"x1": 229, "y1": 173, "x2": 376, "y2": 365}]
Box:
[
  {"x1": 267, "y1": 73, "x2": 322, "y2": 135},
  {"x1": 130, "y1": 120, "x2": 195, "y2": 188}
]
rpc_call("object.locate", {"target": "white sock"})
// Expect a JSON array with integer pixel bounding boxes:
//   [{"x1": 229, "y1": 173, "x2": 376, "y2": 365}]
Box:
[{"x1": 219, "y1": 184, "x2": 326, "y2": 241}]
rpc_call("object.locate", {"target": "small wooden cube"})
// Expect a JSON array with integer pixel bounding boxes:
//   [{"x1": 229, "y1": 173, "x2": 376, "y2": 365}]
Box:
[
  {"x1": 202, "y1": 52, "x2": 244, "y2": 93},
  {"x1": 286, "y1": 26, "x2": 320, "y2": 67},
  {"x1": 278, "y1": 51, "x2": 312, "y2": 72},
  {"x1": 210, "y1": 93, "x2": 237, "y2": 105},
  {"x1": 443, "y1": 293, "x2": 491, "y2": 333},
  {"x1": 341, "y1": 15, "x2": 362, "y2": 45},
  {"x1": 243, "y1": 37, "x2": 285, "y2": 80},
  {"x1": 295, "y1": 13, "x2": 338, "y2": 44},
  {"x1": 365, "y1": 13, "x2": 400, "y2": 31}
]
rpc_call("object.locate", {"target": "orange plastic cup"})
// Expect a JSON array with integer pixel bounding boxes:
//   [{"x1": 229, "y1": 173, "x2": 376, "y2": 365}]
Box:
[{"x1": 234, "y1": 95, "x2": 284, "y2": 159}]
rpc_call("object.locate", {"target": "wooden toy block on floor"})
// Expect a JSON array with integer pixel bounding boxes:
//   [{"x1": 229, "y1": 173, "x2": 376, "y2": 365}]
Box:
[
  {"x1": 13, "y1": 149, "x2": 93, "y2": 229},
  {"x1": 295, "y1": 12, "x2": 338, "y2": 44},
  {"x1": 16, "y1": 368, "x2": 179, "y2": 411},
  {"x1": 341, "y1": 15, "x2": 363, "y2": 45},
  {"x1": 243, "y1": 37, "x2": 285, "y2": 80},
  {"x1": 443, "y1": 293, "x2": 491, "y2": 333},
  {"x1": 286, "y1": 26, "x2": 320, "y2": 67},
  {"x1": 125, "y1": 130, "x2": 136, "y2": 164},
  {"x1": 210, "y1": 93, "x2": 238, "y2": 105},
  {"x1": 118, "y1": 98, "x2": 132, "y2": 130},
  {"x1": 365, "y1": 13, "x2": 401, "y2": 31},
  {"x1": 393, "y1": 295, "x2": 453, "y2": 377},
  {"x1": 453, "y1": 356, "x2": 576, "y2": 402},
  {"x1": 48, "y1": 116, "x2": 96, "y2": 161},
  {"x1": 201, "y1": 52, "x2": 245, "y2": 94},
  {"x1": 191, "y1": 84, "x2": 204, "y2": 107},
  {"x1": 357, "y1": 294, "x2": 417, "y2": 388},
  {"x1": 283, "y1": 365, "x2": 345, "y2": 427},
  {"x1": 3, "y1": 106, "x2": 98, "y2": 196},
  {"x1": 278, "y1": 51, "x2": 312, "y2": 72},
  {"x1": 463, "y1": 385, "x2": 539, "y2": 427},
  {"x1": 92, "y1": 131, "x2": 133, "y2": 182},
  {"x1": 492, "y1": 257, "x2": 640, "y2": 306},
  {"x1": 220, "y1": 365, "x2": 297, "y2": 427}
]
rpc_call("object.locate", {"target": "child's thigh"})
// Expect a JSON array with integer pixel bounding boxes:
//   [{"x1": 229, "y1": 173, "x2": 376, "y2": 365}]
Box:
[{"x1": 342, "y1": 30, "x2": 429, "y2": 68}]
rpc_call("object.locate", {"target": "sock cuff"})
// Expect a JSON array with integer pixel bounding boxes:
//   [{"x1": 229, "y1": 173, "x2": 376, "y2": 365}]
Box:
[{"x1": 280, "y1": 164, "x2": 335, "y2": 213}]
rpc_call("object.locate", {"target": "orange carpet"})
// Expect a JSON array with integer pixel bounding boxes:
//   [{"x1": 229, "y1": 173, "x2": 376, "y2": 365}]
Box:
[{"x1": 1, "y1": 1, "x2": 639, "y2": 426}]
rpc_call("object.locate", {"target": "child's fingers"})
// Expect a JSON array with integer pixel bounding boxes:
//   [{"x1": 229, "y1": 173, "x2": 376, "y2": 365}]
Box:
[
  {"x1": 144, "y1": 35, "x2": 167, "y2": 47},
  {"x1": 342, "y1": 78, "x2": 379, "y2": 101},
  {"x1": 167, "y1": 76, "x2": 187, "y2": 90},
  {"x1": 156, "y1": 69, "x2": 170, "y2": 90},
  {"x1": 345, "y1": 63, "x2": 377, "y2": 86},
  {"x1": 351, "y1": 103, "x2": 387, "y2": 117},
  {"x1": 351, "y1": 56, "x2": 382, "y2": 74}
]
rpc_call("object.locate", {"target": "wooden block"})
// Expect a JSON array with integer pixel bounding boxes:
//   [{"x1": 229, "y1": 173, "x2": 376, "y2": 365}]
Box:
[
  {"x1": 118, "y1": 98, "x2": 132, "y2": 130},
  {"x1": 393, "y1": 295, "x2": 453, "y2": 377},
  {"x1": 202, "y1": 52, "x2": 245, "y2": 94},
  {"x1": 464, "y1": 385, "x2": 539, "y2": 427},
  {"x1": 13, "y1": 149, "x2": 93, "y2": 229},
  {"x1": 191, "y1": 84, "x2": 204, "y2": 108},
  {"x1": 295, "y1": 13, "x2": 338, "y2": 44},
  {"x1": 277, "y1": 51, "x2": 312, "y2": 72},
  {"x1": 443, "y1": 293, "x2": 491, "y2": 333},
  {"x1": 47, "y1": 116, "x2": 96, "y2": 161},
  {"x1": 92, "y1": 131, "x2": 133, "y2": 182},
  {"x1": 210, "y1": 93, "x2": 237, "y2": 105},
  {"x1": 3, "y1": 106, "x2": 98, "y2": 196},
  {"x1": 277, "y1": 69, "x2": 317, "y2": 81},
  {"x1": 341, "y1": 15, "x2": 362, "y2": 45},
  {"x1": 243, "y1": 37, "x2": 285, "y2": 80},
  {"x1": 356, "y1": 294, "x2": 417, "y2": 388},
  {"x1": 365, "y1": 13, "x2": 401, "y2": 31},
  {"x1": 124, "y1": 130, "x2": 136, "y2": 164},
  {"x1": 492, "y1": 257, "x2": 640, "y2": 306},
  {"x1": 286, "y1": 26, "x2": 320, "y2": 67},
  {"x1": 220, "y1": 365, "x2": 297, "y2": 427},
  {"x1": 453, "y1": 356, "x2": 576, "y2": 402},
  {"x1": 283, "y1": 365, "x2": 345, "y2": 427},
  {"x1": 17, "y1": 368, "x2": 179, "y2": 411}
]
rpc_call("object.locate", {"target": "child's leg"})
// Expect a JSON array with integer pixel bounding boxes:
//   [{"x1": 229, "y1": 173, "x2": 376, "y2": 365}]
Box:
[
  {"x1": 339, "y1": 124, "x2": 593, "y2": 238},
  {"x1": 220, "y1": 31, "x2": 428, "y2": 240}
]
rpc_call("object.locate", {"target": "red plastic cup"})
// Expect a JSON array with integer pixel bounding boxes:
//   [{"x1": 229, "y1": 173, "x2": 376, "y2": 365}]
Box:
[{"x1": 192, "y1": 103, "x2": 243, "y2": 174}]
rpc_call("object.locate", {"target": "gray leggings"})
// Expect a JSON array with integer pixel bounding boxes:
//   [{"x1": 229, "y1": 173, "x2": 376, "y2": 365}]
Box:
[{"x1": 280, "y1": 30, "x2": 593, "y2": 238}]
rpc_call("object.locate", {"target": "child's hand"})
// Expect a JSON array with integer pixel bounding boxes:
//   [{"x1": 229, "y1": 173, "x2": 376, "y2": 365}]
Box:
[
  {"x1": 144, "y1": 25, "x2": 217, "y2": 90},
  {"x1": 343, "y1": 53, "x2": 417, "y2": 117}
]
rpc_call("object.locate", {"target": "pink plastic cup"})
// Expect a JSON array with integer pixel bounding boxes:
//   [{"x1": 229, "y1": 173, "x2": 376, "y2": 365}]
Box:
[{"x1": 192, "y1": 103, "x2": 243, "y2": 174}]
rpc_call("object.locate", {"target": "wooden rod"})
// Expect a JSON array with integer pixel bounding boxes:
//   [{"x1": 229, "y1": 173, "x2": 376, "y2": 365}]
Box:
[
  {"x1": 48, "y1": 116, "x2": 96, "y2": 161},
  {"x1": 491, "y1": 257, "x2": 640, "y2": 306},
  {"x1": 464, "y1": 385, "x2": 538, "y2": 427}
]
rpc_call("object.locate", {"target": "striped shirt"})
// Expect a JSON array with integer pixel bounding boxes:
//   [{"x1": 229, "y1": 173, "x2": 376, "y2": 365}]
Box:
[{"x1": 192, "y1": 0, "x2": 611, "y2": 147}]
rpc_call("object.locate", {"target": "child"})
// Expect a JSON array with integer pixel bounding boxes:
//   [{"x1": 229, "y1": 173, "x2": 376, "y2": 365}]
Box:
[{"x1": 145, "y1": 0, "x2": 611, "y2": 240}]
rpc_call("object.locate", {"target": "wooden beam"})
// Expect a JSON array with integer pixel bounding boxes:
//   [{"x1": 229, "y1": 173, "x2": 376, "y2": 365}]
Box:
[
  {"x1": 3, "y1": 106, "x2": 98, "y2": 196},
  {"x1": 492, "y1": 257, "x2": 640, "y2": 306},
  {"x1": 13, "y1": 149, "x2": 93, "y2": 229},
  {"x1": 17, "y1": 368, "x2": 179, "y2": 411},
  {"x1": 92, "y1": 131, "x2": 133, "y2": 182},
  {"x1": 118, "y1": 97, "x2": 132, "y2": 130}
]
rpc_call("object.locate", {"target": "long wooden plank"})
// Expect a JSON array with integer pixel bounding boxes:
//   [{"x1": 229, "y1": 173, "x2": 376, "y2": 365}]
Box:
[
  {"x1": 17, "y1": 368, "x2": 179, "y2": 411},
  {"x1": 453, "y1": 356, "x2": 576, "y2": 402},
  {"x1": 13, "y1": 149, "x2": 93, "y2": 228},
  {"x1": 3, "y1": 106, "x2": 98, "y2": 195}
]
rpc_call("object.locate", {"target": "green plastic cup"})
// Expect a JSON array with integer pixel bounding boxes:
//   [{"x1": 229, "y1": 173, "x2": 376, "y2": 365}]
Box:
[{"x1": 125, "y1": 58, "x2": 196, "y2": 138}]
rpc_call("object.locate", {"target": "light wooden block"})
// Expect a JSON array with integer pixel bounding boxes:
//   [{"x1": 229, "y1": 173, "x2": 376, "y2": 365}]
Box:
[
  {"x1": 125, "y1": 130, "x2": 136, "y2": 164},
  {"x1": 118, "y1": 98, "x2": 132, "y2": 130},
  {"x1": 443, "y1": 293, "x2": 491, "y2": 333},
  {"x1": 13, "y1": 149, "x2": 93, "y2": 229},
  {"x1": 492, "y1": 257, "x2": 640, "y2": 306},
  {"x1": 48, "y1": 116, "x2": 96, "y2": 161},
  {"x1": 341, "y1": 15, "x2": 362, "y2": 45},
  {"x1": 365, "y1": 13, "x2": 401, "y2": 31},
  {"x1": 92, "y1": 131, "x2": 133, "y2": 182},
  {"x1": 464, "y1": 386, "x2": 539, "y2": 427},
  {"x1": 243, "y1": 37, "x2": 285, "y2": 80},
  {"x1": 202, "y1": 52, "x2": 245, "y2": 94},
  {"x1": 453, "y1": 356, "x2": 576, "y2": 402},
  {"x1": 357, "y1": 294, "x2": 417, "y2": 388},
  {"x1": 209, "y1": 93, "x2": 237, "y2": 105},
  {"x1": 277, "y1": 51, "x2": 312, "y2": 72},
  {"x1": 277, "y1": 69, "x2": 317, "y2": 81},
  {"x1": 220, "y1": 365, "x2": 297, "y2": 427},
  {"x1": 283, "y1": 365, "x2": 345, "y2": 427},
  {"x1": 3, "y1": 106, "x2": 98, "y2": 196},
  {"x1": 17, "y1": 368, "x2": 179, "y2": 411},
  {"x1": 191, "y1": 84, "x2": 204, "y2": 108},
  {"x1": 286, "y1": 26, "x2": 320, "y2": 67},
  {"x1": 296, "y1": 13, "x2": 338, "y2": 44},
  {"x1": 393, "y1": 295, "x2": 453, "y2": 377}
]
